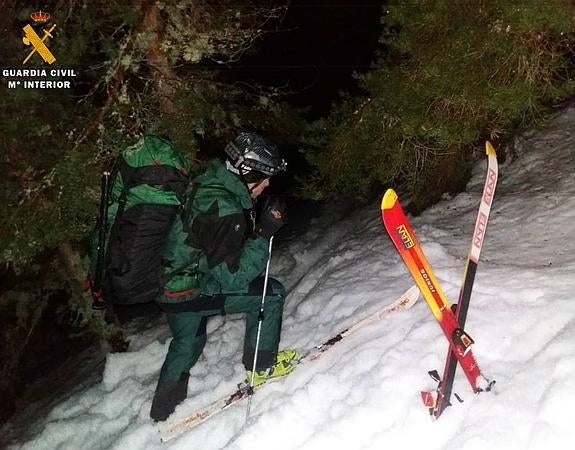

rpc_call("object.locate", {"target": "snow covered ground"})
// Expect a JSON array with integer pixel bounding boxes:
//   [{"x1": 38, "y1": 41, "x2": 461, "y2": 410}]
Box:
[{"x1": 6, "y1": 105, "x2": 575, "y2": 449}]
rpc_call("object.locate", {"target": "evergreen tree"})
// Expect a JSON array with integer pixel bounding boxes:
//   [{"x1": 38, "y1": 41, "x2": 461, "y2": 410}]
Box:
[
  {"x1": 0, "y1": 0, "x2": 297, "y2": 423},
  {"x1": 305, "y1": 0, "x2": 575, "y2": 211}
]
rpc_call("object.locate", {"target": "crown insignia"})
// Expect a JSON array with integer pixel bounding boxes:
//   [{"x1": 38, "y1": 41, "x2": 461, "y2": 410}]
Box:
[{"x1": 31, "y1": 10, "x2": 50, "y2": 23}]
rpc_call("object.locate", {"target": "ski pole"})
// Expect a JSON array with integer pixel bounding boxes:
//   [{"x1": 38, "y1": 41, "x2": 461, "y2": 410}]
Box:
[
  {"x1": 92, "y1": 171, "x2": 111, "y2": 309},
  {"x1": 245, "y1": 235, "x2": 274, "y2": 422}
]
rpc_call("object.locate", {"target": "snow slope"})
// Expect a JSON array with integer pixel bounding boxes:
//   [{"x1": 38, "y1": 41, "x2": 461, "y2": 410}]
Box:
[{"x1": 7, "y1": 105, "x2": 575, "y2": 450}]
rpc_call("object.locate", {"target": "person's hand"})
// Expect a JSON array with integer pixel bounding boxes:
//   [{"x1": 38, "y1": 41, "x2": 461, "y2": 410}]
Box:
[{"x1": 256, "y1": 196, "x2": 287, "y2": 239}]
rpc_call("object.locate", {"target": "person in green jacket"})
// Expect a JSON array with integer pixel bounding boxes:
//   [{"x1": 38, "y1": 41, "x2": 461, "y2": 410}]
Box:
[{"x1": 150, "y1": 132, "x2": 298, "y2": 422}]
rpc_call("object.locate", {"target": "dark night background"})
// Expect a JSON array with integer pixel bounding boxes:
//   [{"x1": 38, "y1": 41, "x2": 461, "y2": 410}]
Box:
[{"x1": 237, "y1": 1, "x2": 382, "y2": 119}]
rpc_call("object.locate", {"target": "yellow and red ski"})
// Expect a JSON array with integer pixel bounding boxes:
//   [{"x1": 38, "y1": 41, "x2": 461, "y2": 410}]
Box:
[{"x1": 381, "y1": 189, "x2": 491, "y2": 396}]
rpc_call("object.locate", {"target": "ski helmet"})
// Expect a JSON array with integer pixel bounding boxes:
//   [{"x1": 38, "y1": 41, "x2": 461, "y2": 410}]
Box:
[{"x1": 225, "y1": 132, "x2": 287, "y2": 182}]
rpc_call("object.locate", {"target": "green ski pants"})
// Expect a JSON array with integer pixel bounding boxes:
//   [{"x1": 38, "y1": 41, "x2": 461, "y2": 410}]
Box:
[{"x1": 158, "y1": 277, "x2": 286, "y2": 383}]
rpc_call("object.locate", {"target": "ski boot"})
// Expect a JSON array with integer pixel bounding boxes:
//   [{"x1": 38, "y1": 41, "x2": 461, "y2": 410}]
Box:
[{"x1": 246, "y1": 348, "x2": 300, "y2": 387}]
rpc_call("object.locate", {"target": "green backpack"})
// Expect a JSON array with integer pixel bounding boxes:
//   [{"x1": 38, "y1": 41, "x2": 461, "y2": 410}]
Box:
[{"x1": 90, "y1": 135, "x2": 191, "y2": 305}]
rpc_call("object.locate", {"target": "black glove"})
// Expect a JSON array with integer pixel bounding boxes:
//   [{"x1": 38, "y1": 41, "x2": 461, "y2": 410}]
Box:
[{"x1": 256, "y1": 196, "x2": 287, "y2": 239}]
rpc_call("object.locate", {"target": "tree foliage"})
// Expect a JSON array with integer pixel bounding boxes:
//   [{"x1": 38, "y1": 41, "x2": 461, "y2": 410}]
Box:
[
  {"x1": 0, "y1": 0, "x2": 300, "y2": 421},
  {"x1": 1, "y1": 0, "x2": 294, "y2": 271},
  {"x1": 305, "y1": 0, "x2": 575, "y2": 211}
]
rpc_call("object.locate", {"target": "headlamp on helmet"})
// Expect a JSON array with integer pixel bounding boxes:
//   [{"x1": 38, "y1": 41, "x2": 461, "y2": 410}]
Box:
[{"x1": 225, "y1": 133, "x2": 287, "y2": 181}]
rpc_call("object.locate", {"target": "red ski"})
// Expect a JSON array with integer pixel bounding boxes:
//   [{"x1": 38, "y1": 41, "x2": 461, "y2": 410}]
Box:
[{"x1": 381, "y1": 189, "x2": 492, "y2": 396}]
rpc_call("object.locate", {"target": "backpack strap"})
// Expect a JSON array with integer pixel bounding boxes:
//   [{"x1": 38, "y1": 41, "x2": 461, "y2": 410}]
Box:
[{"x1": 163, "y1": 183, "x2": 200, "y2": 285}]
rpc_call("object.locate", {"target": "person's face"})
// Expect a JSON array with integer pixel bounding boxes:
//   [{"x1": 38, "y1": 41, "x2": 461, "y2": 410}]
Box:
[{"x1": 248, "y1": 178, "x2": 270, "y2": 199}]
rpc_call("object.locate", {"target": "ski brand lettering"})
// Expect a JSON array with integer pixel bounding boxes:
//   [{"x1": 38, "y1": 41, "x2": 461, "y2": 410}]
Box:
[
  {"x1": 396, "y1": 224, "x2": 415, "y2": 249},
  {"x1": 419, "y1": 268, "x2": 436, "y2": 293},
  {"x1": 473, "y1": 212, "x2": 488, "y2": 249},
  {"x1": 381, "y1": 185, "x2": 492, "y2": 411},
  {"x1": 483, "y1": 169, "x2": 497, "y2": 206},
  {"x1": 421, "y1": 141, "x2": 498, "y2": 419}
]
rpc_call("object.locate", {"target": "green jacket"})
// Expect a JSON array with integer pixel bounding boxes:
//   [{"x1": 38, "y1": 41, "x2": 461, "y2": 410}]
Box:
[{"x1": 159, "y1": 160, "x2": 270, "y2": 303}]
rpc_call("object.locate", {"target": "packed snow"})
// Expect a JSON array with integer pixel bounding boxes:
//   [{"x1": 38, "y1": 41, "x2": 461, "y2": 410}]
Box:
[{"x1": 6, "y1": 105, "x2": 575, "y2": 450}]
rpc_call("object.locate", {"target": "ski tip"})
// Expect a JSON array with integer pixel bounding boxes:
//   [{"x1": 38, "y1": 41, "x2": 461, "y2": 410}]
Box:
[
  {"x1": 404, "y1": 285, "x2": 421, "y2": 307},
  {"x1": 382, "y1": 286, "x2": 420, "y2": 312},
  {"x1": 381, "y1": 189, "x2": 398, "y2": 211},
  {"x1": 485, "y1": 140, "x2": 496, "y2": 156}
]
